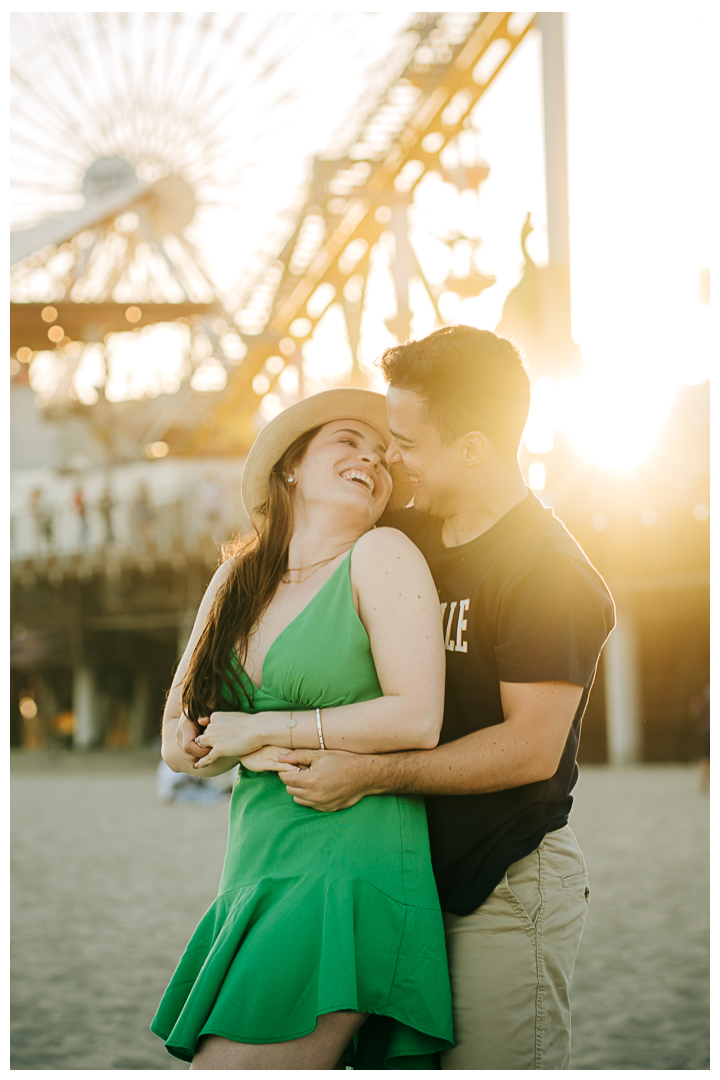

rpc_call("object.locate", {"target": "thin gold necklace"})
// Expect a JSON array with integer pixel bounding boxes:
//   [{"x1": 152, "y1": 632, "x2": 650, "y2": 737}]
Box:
[{"x1": 281, "y1": 553, "x2": 339, "y2": 585}]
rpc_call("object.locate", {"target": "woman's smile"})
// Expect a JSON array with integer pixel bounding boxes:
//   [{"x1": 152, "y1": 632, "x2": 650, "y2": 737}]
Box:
[{"x1": 338, "y1": 467, "x2": 377, "y2": 496}]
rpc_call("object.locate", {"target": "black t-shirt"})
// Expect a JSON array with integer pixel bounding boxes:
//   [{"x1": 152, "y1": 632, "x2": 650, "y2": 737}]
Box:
[{"x1": 387, "y1": 492, "x2": 615, "y2": 916}]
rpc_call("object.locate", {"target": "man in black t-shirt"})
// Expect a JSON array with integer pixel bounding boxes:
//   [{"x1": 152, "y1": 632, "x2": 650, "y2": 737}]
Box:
[{"x1": 279, "y1": 326, "x2": 615, "y2": 1069}]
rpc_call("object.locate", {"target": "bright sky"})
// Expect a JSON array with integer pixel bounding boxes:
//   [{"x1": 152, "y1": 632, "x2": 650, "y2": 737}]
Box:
[
  {"x1": 304, "y1": 10, "x2": 713, "y2": 473},
  {"x1": 561, "y1": 8, "x2": 712, "y2": 469},
  {"x1": 462, "y1": 8, "x2": 713, "y2": 471},
  {"x1": 19, "y1": 11, "x2": 712, "y2": 473}
]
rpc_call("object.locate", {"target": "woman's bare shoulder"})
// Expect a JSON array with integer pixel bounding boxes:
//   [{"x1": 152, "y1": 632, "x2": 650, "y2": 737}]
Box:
[
  {"x1": 351, "y1": 527, "x2": 440, "y2": 628},
  {"x1": 352, "y1": 526, "x2": 430, "y2": 577},
  {"x1": 203, "y1": 557, "x2": 237, "y2": 600}
]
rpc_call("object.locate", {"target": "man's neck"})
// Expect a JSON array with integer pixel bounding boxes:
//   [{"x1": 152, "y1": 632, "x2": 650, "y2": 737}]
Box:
[{"x1": 440, "y1": 465, "x2": 529, "y2": 549}]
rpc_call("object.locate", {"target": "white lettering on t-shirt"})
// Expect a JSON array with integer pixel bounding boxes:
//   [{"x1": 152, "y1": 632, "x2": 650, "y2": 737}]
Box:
[
  {"x1": 440, "y1": 598, "x2": 471, "y2": 653},
  {"x1": 443, "y1": 601, "x2": 457, "y2": 651},
  {"x1": 455, "y1": 598, "x2": 470, "y2": 653}
]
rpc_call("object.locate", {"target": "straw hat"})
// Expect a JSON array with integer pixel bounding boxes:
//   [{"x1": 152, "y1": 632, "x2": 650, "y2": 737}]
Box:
[{"x1": 241, "y1": 387, "x2": 412, "y2": 524}]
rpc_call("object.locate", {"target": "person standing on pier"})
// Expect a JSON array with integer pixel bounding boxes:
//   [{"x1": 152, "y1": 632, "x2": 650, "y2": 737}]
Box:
[
  {"x1": 72, "y1": 486, "x2": 88, "y2": 548},
  {"x1": 133, "y1": 481, "x2": 155, "y2": 552},
  {"x1": 29, "y1": 488, "x2": 53, "y2": 554},
  {"x1": 98, "y1": 486, "x2": 115, "y2": 546}
]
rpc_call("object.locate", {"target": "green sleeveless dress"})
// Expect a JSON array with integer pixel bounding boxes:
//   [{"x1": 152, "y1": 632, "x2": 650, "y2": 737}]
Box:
[{"x1": 150, "y1": 552, "x2": 454, "y2": 1069}]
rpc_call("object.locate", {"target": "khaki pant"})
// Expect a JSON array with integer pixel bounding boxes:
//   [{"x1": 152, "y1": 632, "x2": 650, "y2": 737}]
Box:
[{"x1": 441, "y1": 825, "x2": 589, "y2": 1070}]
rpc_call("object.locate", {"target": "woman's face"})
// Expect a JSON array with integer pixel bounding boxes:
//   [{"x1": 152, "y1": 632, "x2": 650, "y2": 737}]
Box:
[{"x1": 292, "y1": 419, "x2": 393, "y2": 529}]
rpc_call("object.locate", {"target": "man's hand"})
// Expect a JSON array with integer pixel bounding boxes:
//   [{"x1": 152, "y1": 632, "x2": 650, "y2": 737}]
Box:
[
  {"x1": 277, "y1": 748, "x2": 374, "y2": 812},
  {"x1": 176, "y1": 714, "x2": 210, "y2": 766}
]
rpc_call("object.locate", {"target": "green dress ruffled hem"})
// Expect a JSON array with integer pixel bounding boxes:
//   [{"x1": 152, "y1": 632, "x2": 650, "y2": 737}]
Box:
[{"x1": 150, "y1": 870, "x2": 453, "y2": 1068}]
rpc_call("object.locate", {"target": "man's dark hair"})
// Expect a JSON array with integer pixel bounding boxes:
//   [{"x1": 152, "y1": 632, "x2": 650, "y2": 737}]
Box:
[{"x1": 379, "y1": 325, "x2": 530, "y2": 459}]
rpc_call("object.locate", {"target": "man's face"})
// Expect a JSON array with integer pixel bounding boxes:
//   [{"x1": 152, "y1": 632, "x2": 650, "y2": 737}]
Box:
[{"x1": 385, "y1": 386, "x2": 466, "y2": 517}]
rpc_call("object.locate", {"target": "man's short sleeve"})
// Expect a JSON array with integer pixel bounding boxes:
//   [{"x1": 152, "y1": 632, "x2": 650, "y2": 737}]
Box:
[{"x1": 494, "y1": 553, "x2": 615, "y2": 687}]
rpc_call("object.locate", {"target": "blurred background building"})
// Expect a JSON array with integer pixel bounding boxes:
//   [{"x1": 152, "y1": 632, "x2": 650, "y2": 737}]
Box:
[{"x1": 10, "y1": 12, "x2": 710, "y2": 762}]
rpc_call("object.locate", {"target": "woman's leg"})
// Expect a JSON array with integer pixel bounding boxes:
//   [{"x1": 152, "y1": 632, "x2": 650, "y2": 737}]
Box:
[{"x1": 189, "y1": 1010, "x2": 368, "y2": 1070}]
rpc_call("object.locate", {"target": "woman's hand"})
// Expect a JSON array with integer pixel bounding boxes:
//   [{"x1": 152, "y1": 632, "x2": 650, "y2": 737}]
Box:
[
  {"x1": 194, "y1": 711, "x2": 262, "y2": 768},
  {"x1": 175, "y1": 714, "x2": 210, "y2": 766},
  {"x1": 240, "y1": 745, "x2": 298, "y2": 773}
]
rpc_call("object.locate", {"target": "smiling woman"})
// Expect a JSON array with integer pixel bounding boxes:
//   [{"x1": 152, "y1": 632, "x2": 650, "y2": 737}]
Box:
[{"x1": 151, "y1": 387, "x2": 453, "y2": 1070}]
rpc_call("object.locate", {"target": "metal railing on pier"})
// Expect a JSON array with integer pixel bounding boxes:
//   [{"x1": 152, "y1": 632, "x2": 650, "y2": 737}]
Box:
[{"x1": 10, "y1": 462, "x2": 250, "y2": 569}]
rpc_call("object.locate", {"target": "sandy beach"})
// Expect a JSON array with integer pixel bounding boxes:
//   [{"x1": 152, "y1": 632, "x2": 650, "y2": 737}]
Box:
[{"x1": 11, "y1": 751, "x2": 709, "y2": 1070}]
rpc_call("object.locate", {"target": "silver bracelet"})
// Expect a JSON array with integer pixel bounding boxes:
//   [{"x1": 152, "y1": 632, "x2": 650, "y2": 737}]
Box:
[{"x1": 315, "y1": 707, "x2": 325, "y2": 750}]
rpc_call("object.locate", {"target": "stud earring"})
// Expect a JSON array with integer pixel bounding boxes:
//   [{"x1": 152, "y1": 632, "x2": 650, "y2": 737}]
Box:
[{"x1": 286, "y1": 473, "x2": 297, "y2": 485}]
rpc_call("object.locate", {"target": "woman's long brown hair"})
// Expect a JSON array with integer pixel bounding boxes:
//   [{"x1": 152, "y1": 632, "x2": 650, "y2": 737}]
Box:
[{"x1": 181, "y1": 426, "x2": 319, "y2": 721}]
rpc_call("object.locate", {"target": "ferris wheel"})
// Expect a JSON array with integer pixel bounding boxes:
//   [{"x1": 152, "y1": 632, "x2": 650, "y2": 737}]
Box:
[{"x1": 9, "y1": 12, "x2": 410, "y2": 304}]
